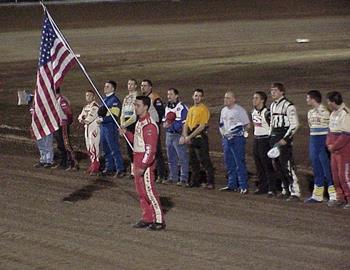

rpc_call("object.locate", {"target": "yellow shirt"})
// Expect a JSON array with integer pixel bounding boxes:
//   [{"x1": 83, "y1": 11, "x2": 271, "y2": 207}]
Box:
[{"x1": 186, "y1": 103, "x2": 210, "y2": 130}]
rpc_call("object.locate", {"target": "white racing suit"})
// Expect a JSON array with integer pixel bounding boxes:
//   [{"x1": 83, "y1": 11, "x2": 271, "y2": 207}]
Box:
[{"x1": 78, "y1": 101, "x2": 100, "y2": 173}]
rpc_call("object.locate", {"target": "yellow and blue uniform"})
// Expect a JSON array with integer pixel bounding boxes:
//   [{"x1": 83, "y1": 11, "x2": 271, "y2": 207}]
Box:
[
  {"x1": 307, "y1": 104, "x2": 336, "y2": 202},
  {"x1": 100, "y1": 93, "x2": 124, "y2": 172}
]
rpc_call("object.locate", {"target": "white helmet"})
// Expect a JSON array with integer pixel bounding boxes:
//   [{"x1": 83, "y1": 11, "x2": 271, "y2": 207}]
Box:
[{"x1": 267, "y1": 146, "x2": 280, "y2": 158}]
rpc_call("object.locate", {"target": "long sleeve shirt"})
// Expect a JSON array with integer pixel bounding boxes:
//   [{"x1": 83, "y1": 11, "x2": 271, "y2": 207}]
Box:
[
  {"x1": 126, "y1": 113, "x2": 159, "y2": 170},
  {"x1": 270, "y1": 97, "x2": 299, "y2": 142},
  {"x1": 307, "y1": 104, "x2": 330, "y2": 136},
  {"x1": 163, "y1": 101, "x2": 188, "y2": 134}
]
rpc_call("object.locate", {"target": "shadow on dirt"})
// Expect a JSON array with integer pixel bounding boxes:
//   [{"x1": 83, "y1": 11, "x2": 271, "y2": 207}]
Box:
[
  {"x1": 62, "y1": 178, "x2": 113, "y2": 202},
  {"x1": 62, "y1": 178, "x2": 175, "y2": 214}
]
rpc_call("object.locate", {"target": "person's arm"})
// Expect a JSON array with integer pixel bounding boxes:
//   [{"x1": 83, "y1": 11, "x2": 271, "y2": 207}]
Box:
[
  {"x1": 280, "y1": 104, "x2": 299, "y2": 145},
  {"x1": 140, "y1": 124, "x2": 158, "y2": 170},
  {"x1": 172, "y1": 105, "x2": 188, "y2": 133},
  {"x1": 103, "y1": 99, "x2": 121, "y2": 124},
  {"x1": 329, "y1": 113, "x2": 350, "y2": 152},
  {"x1": 77, "y1": 107, "x2": 86, "y2": 124},
  {"x1": 219, "y1": 109, "x2": 225, "y2": 136},
  {"x1": 84, "y1": 105, "x2": 99, "y2": 124}
]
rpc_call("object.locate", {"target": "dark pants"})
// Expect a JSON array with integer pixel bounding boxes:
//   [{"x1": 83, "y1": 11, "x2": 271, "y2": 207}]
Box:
[
  {"x1": 156, "y1": 128, "x2": 166, "y2": 180},
  {"x1": 125, "y1": 122, "x2": 136, "y2": 163},
  {"x1": 270, "y1": 134, "x2": 295, "y2": 196},
  {"x1": 189, "y1": 134, "x2": 215, "y2": 186},
  {"x1": 253, "y1": 137, "x2": 275, "y2": 193},
  {"x1": 54, "y1": 126, "x2": 71, "y2": 167}
]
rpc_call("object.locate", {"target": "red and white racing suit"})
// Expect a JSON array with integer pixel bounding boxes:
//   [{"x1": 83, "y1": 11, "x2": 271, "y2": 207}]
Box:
[
  {"x1": 126, "y1": 113, "x2": 164, "y2": 224},
  {"x1": 78, "y1": 101, "x2": 100, "y2": 173},
  {"x1": 326, "y1": 103, "x2": 350, "y2": 202}
]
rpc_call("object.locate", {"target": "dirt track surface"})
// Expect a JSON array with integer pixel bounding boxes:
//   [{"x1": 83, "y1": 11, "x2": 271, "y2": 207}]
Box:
[{"x1": 1, "y1": 0, "x2": 350, "y2": 269}]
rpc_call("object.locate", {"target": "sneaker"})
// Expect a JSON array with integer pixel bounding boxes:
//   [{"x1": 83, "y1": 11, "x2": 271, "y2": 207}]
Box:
[
  {"x1": 115, "y1": 171, "x2": 126, "y2": 178},
  {"x1": 147, "y1": 222, "x2": 166, "y2": 231},
  {"x1": 219, "y1": 186, "x2": 235, "y2": 192},
  {"x1": 155, "y1": 177, "x2": 163, "y2": 184},
  {"x1": 254, "y1": 189, "x2": 268, "y2": 195},
  {"x1": 286, "y1": 195, "x2": 300, "y2": 202},
  {"x1": 304, "y1": 197, "x2": 322, "y2": 204},
  {"x1": 343, "y1": 203, "x2": 350, "y2": 209},
  {"x1": 328, "y1": 200, "x2": 346, "y2": 208},
  {"x1": 43, "y1": 163, "x2": 53, "y2": 168},
  {"x1": 205, "y1": 184, "x2": 215, "y2": 190},
  {"x1": 267, "y1": 191, "x2": 276, "y2": 198},
  {"x1": 162, "y1": 179, "x2": 173, "y2": 185},
  {"x1": 132, "y1": 220, "x2": 152, "y2": 229},
  {"x1": 176, "y1": 181, "x2": 183, "y2": 186},
  {"x1": 33, "y1": 162, "x2": 45, "y2": 168},
  {"x1": 240, "y1": 189, "x2": 248, "y2": 195},
  {"x1": 100, "y1": 170, "x2": 115, "y2": 177}
]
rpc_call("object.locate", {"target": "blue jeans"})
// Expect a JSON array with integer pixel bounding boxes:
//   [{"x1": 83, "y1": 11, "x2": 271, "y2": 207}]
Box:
[
  {"x1": 101, "y1": 124, "x2": 124, "y2": 172},
  {"x1": 309, "y1": 135, "x2": 333, "y2": 187},
  {"x1": 36, "y1": 133, "x2": 53, "y2": 164},
  {"x1": 166, "y1": 132, "x2": 189, "y2": 182},
  {"x1": 223, "y1": 136, "x2": 248, "y2": 189}
]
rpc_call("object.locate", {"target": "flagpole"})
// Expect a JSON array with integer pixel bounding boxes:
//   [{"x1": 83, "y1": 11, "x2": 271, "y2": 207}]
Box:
[{"x1": 40, "y1": 2, "x2": 134, "y2": 151}]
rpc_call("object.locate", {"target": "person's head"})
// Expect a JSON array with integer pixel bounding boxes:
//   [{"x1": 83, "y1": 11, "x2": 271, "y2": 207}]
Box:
[
  {"x1": 104, "y1": 80, "x2": 117, "y2": 95},
  {"x1": 167, "y1": 88, "x2": 179, "y2": 103},
  {"x1": 128, "y1": 79, "x2": 138, "y2": 92},
  {"x1": 192, "y1": 88, "x2": 204, "y2": 105},
  {"x1": 140, "y1": 79, "x2": 153, "y2": 95},
  {"x1": 270, "y1": 82, "x2": 285, "y2": 101},
  {"x1": 253, "y1": 91, "x2": 267, "y2": 109},
  {"x1": 224, "y1": 91, "x2": 236, "y2": 108},
  {"x1": 306, "y1": 90, "x2": 322, "y2": 107},
  {"x1": 85, "y1": 90, "x2": 95, "y2": 104},
  {"x1": 326, "y1": 91, "x2": 343, "y2": 111},
  {"x1": 134, "y1": 95, "x2": 151, "y2": 116}
]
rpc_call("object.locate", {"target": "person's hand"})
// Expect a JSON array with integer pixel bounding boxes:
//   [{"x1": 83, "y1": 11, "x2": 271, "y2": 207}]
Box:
[
  {"x1": 163, "y1": 122, "x2": 171, "y2": 129},
  {"x1": 96, "y1": 117, "x2": 103, "y2": 124},
  {"x1": 277, "y1": 139, "x2": 287, "y2": 146},
  {"x1": 328, "y1": 144, "x2": 334, "y2": 152},
  {"x1": 119, "y1": 127, "x2": 127, "y2": 135},
  {"x1": 135, "y1": 168, "x2": 146, "y2": 176},
  {"x1": 179, "y1": 136, "x2": 186, "y2": 145}
]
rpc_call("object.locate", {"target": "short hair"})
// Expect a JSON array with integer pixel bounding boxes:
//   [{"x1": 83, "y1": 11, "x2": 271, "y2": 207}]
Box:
[
  {"x1": 307, "y1": 90, "x2": 322, "y2": 104},
  {"x1": 326, "y1": 91, "x2": 343, "y2": 105},
  {"x1": 141, "y1": 79, "x2": 153, "y2": 87},
  {"x1": 136, "y1": 95, "x2": 151, "y2": 110},
  {"x1": 86, "y1": 89, "x2": 95, "y2": 95},
  {"x1": 168, "y1": 88, "x2": 179, "y2": 95},
  {"x1": 106, "y1": 80, "x2": 117, "y2": 90},
  {"x1": 271, "y1": 82, "x2": 285, "y2": 93},
  {"x1": 255, "y1": 91, "x2": 267, "y2": 105},
  {"x1": 193, "y1": 88, "x2": 204, "y2": 96},
  {"x1": 128, "y1": 78, "x2": 138, "y2": 85}
]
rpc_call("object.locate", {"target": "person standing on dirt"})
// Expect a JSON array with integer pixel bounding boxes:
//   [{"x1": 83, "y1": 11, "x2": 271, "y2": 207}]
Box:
[
  {"x1": 78, "y1": 90, "x2": 100, "y2": 175},
  {"x1": 304, "y1": 90, "x2": 336, "y2": 204},
  {"x1": 97, "y1": 80, "x2": 125, "y2": 178},
  {"x1": 140, "y1": 79, "x2": 166, "y2": 183},
  {"x1": 219, "y1": 91, "x2": 250, "y2": 194},
  {"x1": 180, "y1": 89, "x2": 215, "y2": 189},
  {"x1": 251, "y1": 91, "x2": 276, "y2": 196},
  {"x1": 326, "y1": 91, "x2": 350, "y2": 209},
  {"x1": 53, "y1": 87, "x2": 79, "y2": 171},
  {"x1": 120, "y1": 96, "x2": 166, "y2": 230},
  {"x1": 269, "y1": 82, "x2": 301, "y2": 201},
  {"x1": 162, "y1": 88, "x2": 189, "y2": 186},
  {"x1": 121, "y1": 79, "x2": 139, "y2": 178},
  {"x1": 29, "y1": 93, "x2": 55, "y2": 168}
]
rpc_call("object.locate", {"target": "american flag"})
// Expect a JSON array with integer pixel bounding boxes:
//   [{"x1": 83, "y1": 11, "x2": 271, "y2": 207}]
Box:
[{"x1": 31, "y1": 12, "x2": 75, "y2": 140}]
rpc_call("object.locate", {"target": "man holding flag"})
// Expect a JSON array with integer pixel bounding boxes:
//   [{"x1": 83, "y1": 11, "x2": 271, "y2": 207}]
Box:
[{"x1": 31, "y1": 10, "x2": 76, "y2": 158}]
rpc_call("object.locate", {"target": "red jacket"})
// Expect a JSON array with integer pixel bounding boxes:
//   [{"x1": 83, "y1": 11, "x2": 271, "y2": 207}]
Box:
[{"x1": 126, "y1": 112, "x2": 159, "y2": 170}]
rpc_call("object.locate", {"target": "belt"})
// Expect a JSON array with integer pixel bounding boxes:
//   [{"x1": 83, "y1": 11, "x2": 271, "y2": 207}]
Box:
[{"x1": 254, "y1": 135, "x2": 269, "y2": 139}]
